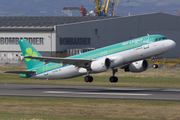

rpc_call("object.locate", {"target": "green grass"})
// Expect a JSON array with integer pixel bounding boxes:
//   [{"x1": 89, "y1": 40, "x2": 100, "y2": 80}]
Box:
[
  {"x1": 1, "y1": 66, "x2": 180, "y2": 120},
  {"x1": 0, "y1": 74, "x2": 180, "y2": 88},
  {"x1": 1, "y1": 66, "x2": 180, "y2": 88},
  {"x1": 0, "y1": 97, "x2": 180, "y2": 120}
]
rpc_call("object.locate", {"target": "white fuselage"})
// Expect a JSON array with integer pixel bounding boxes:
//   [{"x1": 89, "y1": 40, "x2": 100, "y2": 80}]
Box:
[{"x1": 31, "y1": 40, "x2": 176, "y2": 79}]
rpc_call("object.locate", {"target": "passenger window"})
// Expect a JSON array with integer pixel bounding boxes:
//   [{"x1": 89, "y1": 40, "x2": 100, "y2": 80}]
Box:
[{"x1": 159, "y1": 38, "x2": 162, "y2": 40}]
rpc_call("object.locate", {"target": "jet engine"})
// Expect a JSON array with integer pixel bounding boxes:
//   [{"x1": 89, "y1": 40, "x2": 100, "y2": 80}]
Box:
[
  {"x1": 125, "y1": 60, "x2": 148, "y2": 73},
  {"x1": 91, "y1": 58, "x2": 111, "y2": 72}
]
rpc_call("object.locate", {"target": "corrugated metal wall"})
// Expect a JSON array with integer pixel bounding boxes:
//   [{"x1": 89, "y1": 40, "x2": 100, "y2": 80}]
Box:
[{"x1": 56, "y1": 13, "x2": 180, "y2": 58}]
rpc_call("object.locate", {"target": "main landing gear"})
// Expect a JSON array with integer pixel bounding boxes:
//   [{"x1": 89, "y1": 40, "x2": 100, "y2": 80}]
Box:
[
  {"x1": 84, "y1": 69, "x2": 119, "y2": 83},
  {"x1": 84, "y1": 76, "x2": 93, "y2": 82},
  {"x1": 109, "y1": 69, "x2": 118, "y2": 83},
  {"x1": 84, "y1": 72, "x2": 93, "y2": 82},
  {"x1": 151, "y1": 56, "x2": 158, "y2": 69}
]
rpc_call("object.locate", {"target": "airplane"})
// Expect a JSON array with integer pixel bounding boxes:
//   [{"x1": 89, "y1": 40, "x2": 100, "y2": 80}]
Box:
[{"x1": 5, "y1": 34, "x2": 176, "y2": 83}]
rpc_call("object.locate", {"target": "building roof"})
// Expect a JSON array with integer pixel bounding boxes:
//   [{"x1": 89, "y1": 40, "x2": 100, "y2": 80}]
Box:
[
  {"x1": 0, "y1": 13, "x2": 177, "y2": 31},
  {"x1": 0, "y1": 16, "x2": 116, "y2": 27}
]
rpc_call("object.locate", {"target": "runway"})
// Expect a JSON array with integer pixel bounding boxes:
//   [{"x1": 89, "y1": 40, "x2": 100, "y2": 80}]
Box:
[{"x1": 0, "y1": 84, "x2": 180, "y2": 101}]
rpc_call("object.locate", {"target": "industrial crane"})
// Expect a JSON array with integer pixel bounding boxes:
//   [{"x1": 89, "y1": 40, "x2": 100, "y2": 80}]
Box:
[
  {"x1": 93, "y1": 0, "x2": 115, "y2": 16},
  {"x1": 113, "y1": 0, "x2": 120, "y2": 16},
  {"x1": 93, "y1": 0, "x2": 102, "y2": 16},
  {"x1": 62, "y1": 6, "x2": 87, "y2": 17}
]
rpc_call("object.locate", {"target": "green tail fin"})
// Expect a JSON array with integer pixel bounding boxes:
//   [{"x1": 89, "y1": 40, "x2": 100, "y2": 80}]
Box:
[{"x1": 18, "y1": 39, "x2": 44, "y2": 70}]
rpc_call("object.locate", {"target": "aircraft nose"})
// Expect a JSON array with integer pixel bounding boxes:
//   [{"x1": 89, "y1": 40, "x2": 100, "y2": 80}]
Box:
[{"x1": 168, "y1": 40, "x2": 176, "y2": 49}]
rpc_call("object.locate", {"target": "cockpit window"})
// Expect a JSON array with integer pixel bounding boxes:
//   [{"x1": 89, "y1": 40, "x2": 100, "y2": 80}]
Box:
[
  {"x1": 162, "y1": 37, "x2": 167, "y2": 40},
  {"x1": 155, "y1": 37, "x2": 167, "y2": 41}
]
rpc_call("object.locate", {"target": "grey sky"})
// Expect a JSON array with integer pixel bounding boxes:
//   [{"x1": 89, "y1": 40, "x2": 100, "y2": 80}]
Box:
[{"x1": 0, "y1": 0, "x2": 179, "y2": 16}]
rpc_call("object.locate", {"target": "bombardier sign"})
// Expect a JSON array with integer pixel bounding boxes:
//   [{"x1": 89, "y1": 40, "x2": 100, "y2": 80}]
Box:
[
  {"x1": 0, "y1": 37, "x2": 44, "y2": 45},
  {"x1": 60, "y1": 37, "x2": 91, "y2": 45}
]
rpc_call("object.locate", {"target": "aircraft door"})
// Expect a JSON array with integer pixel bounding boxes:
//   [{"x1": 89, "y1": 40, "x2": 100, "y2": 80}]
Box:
[
  {"x1": 43, "y1": 64, "x2": 48, "y2": 76},
  {"x1": 143, "y1": 37, "x2": 149, "y2": 49},
  {"x1": 142, "y1": 36, "x2": 155, "y2": 57}
]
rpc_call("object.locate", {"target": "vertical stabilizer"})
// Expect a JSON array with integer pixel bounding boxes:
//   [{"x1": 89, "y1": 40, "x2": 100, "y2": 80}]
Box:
[{"x1": 18, "y1": 39, "x2": 44, "y2": 70}]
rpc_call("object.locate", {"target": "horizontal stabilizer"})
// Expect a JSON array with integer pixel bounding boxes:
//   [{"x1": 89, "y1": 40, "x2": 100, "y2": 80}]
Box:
[{"x1": 4, "y1": 71, "x2": 36, "y2": 75}]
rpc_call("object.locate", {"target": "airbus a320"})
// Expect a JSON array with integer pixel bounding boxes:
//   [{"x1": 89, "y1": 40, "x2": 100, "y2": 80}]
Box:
[{"x1": 5, "y1": 34, "x2": 176, "y2": 83}]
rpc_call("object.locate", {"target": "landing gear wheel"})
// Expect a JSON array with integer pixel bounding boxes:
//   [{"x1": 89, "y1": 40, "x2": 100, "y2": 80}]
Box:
[
  {"x1": 109, "y1": 76, "x2": 118, "y2": 83},
  {"x1": 151, "y1": 56, "x2": 158, "y2": 69},
  {"x1": 152, "y1": 64, "x2": 158, "y2": 69},
  {"x1": 89, "y1": 76, "x2": 93, "y2": 82},
  {"x1": 84, "y1": 76, "x2": 93, "y2": 82},
  {"x1": 109, "y1": 76, "x2": 114, "y2": 83},
  {"x1": 84, "y1": 76, "x2": 89, "y2": 82}
]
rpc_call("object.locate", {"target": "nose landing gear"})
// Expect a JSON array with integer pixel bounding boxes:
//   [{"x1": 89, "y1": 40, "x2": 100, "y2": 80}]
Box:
[
  {"x1": 151, "y1": 56, "x2": 158, "y2": 69},
  {"x1": 152, "y1": 64, "x2": 158, "y2": 69}
]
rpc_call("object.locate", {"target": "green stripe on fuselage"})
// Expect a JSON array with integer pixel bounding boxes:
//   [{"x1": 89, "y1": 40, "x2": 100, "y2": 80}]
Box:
[{"x1": 70, "y1": 35, "x2": 167, "y2": 59}]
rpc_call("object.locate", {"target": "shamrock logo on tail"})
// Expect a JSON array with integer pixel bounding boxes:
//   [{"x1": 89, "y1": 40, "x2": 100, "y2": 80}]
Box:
[{"x1": 25, "y1": 48, "x2": 38, "y2": 62}]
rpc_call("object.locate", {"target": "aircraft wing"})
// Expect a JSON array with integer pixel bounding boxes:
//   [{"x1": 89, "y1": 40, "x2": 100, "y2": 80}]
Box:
[
  {"x1": 25, "y1": 56, "x2": 93, "y2": 68},
  {"x1": 4, "y1": 71, "x2": 36, "y2": 75}
]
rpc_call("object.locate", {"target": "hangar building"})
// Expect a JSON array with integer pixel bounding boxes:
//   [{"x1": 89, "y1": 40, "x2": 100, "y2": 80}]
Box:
[{"x1": 0, "y1": 13, "x2": 179, "y2": 63}]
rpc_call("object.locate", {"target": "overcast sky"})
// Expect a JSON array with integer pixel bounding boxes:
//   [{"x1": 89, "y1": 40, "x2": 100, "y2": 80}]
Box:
[
  {"x1": 121, "y1": 0, "x2": 180, "y2": 6},
  {"x1": 0, "y1": 0, "x2": 179, "y2": 16}
]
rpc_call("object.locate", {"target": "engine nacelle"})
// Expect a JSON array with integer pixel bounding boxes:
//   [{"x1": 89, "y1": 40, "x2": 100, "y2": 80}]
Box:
[
  {"x1": 125, "y1": 60, "x2": 148, "y2": 73},
  {"x1": 110, "y1": 55, "x2": 125, "y2": 68},
  {"x1": 91, "y1": 58, "x2": 111, "y2": 72}
]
